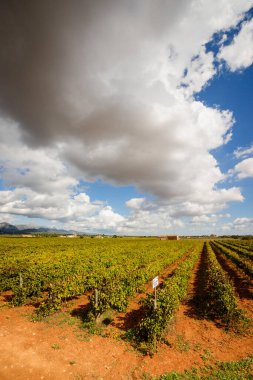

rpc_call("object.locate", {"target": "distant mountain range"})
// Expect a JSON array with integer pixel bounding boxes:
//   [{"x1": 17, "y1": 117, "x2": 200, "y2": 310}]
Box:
[{"x1": 0, "y1": 222, "x2": 78, "y2": 235}]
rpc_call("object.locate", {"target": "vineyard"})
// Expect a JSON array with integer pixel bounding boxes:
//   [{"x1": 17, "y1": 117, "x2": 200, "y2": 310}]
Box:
[
  {"x1": 0, "y1": 236, "x2": 252, "y2": 379},
  {"x1": 0, "y1": 237, "x2": 197, "y2": 319}
]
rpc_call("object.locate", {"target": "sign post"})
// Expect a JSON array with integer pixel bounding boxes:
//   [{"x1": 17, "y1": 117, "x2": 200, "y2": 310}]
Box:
[
  {"x1": 19, "y1": 272, "x2": 23, "y2": 288},
  {"x1": 95, "y1": 288, "x2": 98, "y2": 308},
  {"x1": 152, "y1": 276, "x2": 159, "y2": 310}
]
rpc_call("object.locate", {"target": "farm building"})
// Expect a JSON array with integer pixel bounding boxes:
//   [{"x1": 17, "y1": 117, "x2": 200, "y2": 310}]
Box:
[{"x1": 159, "y1": 235, "x2": 180, "y2": 240}]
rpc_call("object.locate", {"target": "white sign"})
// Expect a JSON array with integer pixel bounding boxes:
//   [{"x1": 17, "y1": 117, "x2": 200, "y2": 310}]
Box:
[{"x1": 152, "y1": 276, "x2": 159, "y2": 289}]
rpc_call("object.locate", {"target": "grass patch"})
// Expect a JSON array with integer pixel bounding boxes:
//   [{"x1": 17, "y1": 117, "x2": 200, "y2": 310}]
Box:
[
  {"x1": 155, "y1": 356, "x2": 253, "y2": 379},
  {"x1": 51, "y1": 343, "x2": 60, "y2": 350},
  {"x1": 81, "y1": 309, "x2": 116, "y2": 335},
  {"x1": 95, "y1": 309, "x2": 115, "y2": 327},
  {"x1": 32, "y1": 309, "x2": 80, "y2": 328},
  {"x1": 174, "y1": 335, "x2": 190, "y2": 353}
]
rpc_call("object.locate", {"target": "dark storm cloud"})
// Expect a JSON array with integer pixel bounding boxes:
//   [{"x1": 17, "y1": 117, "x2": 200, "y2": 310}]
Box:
[
  {"x1": 0, "y1": 0, "x2": 185, "y2": 146},
  {"x1": 0, "y1": 0, "x2": 89, "y2": 144}
]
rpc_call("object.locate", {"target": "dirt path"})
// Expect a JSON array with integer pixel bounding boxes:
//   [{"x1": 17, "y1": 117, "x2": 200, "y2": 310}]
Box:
[
  {"x1": 0, "y1": 247, "x2": 252, "y2": 380},
  {"x1": 0, "y1": 303, "x2": 141, "y2": 380}
]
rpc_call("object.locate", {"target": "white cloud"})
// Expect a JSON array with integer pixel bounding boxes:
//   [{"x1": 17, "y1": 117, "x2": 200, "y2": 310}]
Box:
[
  {"x1": 221, "y1": 217, "x2": 253, "y2": 234},
  {"x1": 191, "y1": 212, "x2": 231, "y2": 226},
  {"x1": 0, "y1": 117, "x2": 243, "y2": 235},
  {"x1": 0, "y1": 119, "x2": 124, "y2": 233},
  {"x1": 126, "y1": 198, "x2": 147, "y2": 210},
  {"x1": 233, "y1": 158, "x2": 253, "y2": 179},
  {"x1": 64, "y1": 100, "x2": 236, "y2": 203},
  {"x1": 234, "y1": 217, "x2": 253, "y2": 225},
  {"x1": 118, "y1": 199, "x2": 185, "y2": 235},
  {"x1": 118, "y1": 196, "x2": 241, "y2": 235},
  {"x1": 219, "y1": 213, "x2": 231, "y2": 218},
  {"x1": 234, "y1": 144, "x2": 253, "y2": 158},
  {"x1": 180, "y1": 47, "x2": 216, "y2": 96},
  {"x1": 0, "y1": 119, "x2": 78, "y2": 195},
  {"x1": 218, "y1": 18, "x2": 253, "y2": 71},
  {"x1": 192, "y1": 215, "x2": 217, "y2": 224},
  {"x1": 232, "y1": 217, "x2": 253, "y2": 232},
  {"x1": 0, "y1": 187, "x2": 125, "y2": 234}
]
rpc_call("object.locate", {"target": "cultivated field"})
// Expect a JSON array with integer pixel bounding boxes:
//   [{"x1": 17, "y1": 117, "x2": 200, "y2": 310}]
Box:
[{"x1": 0, "y1": 236, "x2": 252, "y2": 379}]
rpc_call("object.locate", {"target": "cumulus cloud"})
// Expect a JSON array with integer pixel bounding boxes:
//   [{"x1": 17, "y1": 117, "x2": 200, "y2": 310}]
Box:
[
  {"x1": 0, "y1": 1, "x2": 252, "y2": 233},
  {"x1": 233, "y1": 158, "x2": 253, "y2": 179},
  {"x1": 0, "y1": 119, "x2": 124, "y2": 232},
  {"x1": 180, "y1": 48, "x2": 216, "y2": 96},
  {"x1": 119, "y1": 198, "x2": 185, "y2": 235},
  {"x1": 191, "y1": 213, "x2": 231, "y2": 225},
  {"x1": 191, "y1": 215, "x2": 217, "y2": 224},
  {"x1": 0, "y1": 179, "x2": 125, "y2": 234},
  {"x1": 118, "y1": 195, "x2": 240, "y2": 235},
  {"x1": 222, "y1": 217, "x2": 253, "y2": 234},
  {"x1": 0, "y1": 119, "x2": 78, "y2": 195},
  {"x1": 64, "y1": 101, "x2": 235, "y2": 202},
  {"x1": 221, "y1": 217, "x2": 253, "y2": 233},
  {"x1": 0, "y1": 117, "x2": 243, "y2": 234},
  {"x1": 126, "y1": 198, "x2": 147, "y2": 210},
  {"x1": 218, "y1": 17, "x2": 253, "y2": 71},
  {"x1": 234, "y1": 217, "x2": 253, "y2": 225}
]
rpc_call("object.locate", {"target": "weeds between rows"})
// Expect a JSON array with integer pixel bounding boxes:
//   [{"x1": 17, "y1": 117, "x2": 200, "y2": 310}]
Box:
[{"x1": 156, "y1": 356, "x2": 253, "y2": 380}]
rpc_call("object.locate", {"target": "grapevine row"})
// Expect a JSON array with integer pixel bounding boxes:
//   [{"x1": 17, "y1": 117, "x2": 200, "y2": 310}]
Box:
[
  {"x1": 203, "y1": 242, "x2": 244, "y2": 328},
  {"x1": 216, "y1": 240, "x2": 253, "y2": 261},
  {"x1": 224, "y1": 239, "x2": 253, "y2": 252},
  {"x1": 211, "y1": 241, "x2": 253, "y2": 278},
  {"x1": 133, "y1": 241, "x2": 203, "y2": 352}
]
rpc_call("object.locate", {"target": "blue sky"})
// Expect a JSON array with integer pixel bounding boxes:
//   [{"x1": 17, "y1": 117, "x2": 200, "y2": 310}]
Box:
[
  {"x1": 0, "y1": 1, "x2": 253, "y2": 235},
  {"x1": 197, "y1": 57, "x2": 253, "y2": 224}
]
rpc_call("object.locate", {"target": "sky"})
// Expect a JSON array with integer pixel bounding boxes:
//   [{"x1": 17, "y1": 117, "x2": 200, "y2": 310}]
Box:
[{"x1": 0, "y1": 0, "x2": 253, "y2": 236}]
